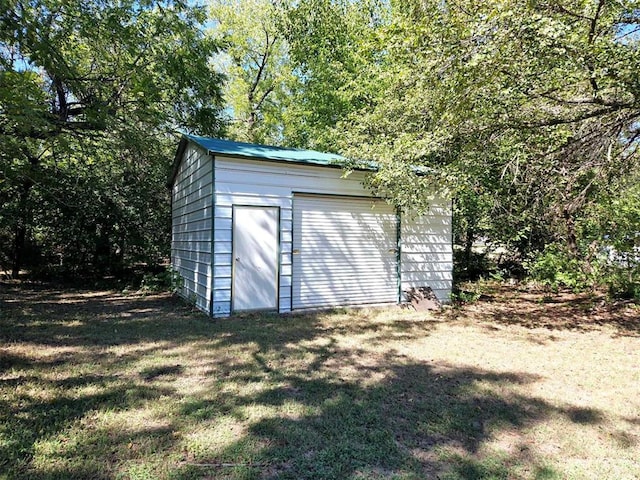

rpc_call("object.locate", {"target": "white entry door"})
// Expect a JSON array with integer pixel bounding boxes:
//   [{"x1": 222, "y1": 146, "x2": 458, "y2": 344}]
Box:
[{"x1": 232, "y1": 206, "x2": 279, "y2": 311}]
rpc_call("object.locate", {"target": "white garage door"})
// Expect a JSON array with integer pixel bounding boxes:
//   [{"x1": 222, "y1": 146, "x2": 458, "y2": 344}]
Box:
[{"x1": 292, "y1": 194, "x2": 399, "y2": 309}]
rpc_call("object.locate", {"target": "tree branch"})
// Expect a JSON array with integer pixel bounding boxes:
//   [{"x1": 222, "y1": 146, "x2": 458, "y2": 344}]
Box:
[
  {"x1": 248, "y1": 27, "x2": 277, "y2": 105},
  {"x1": 586, "y1": 0, "x2": 605, "y2": 95},
  {"x1": 519, "y1": 105, "x2": 631, "y2": 129},
  {"x1": 538, "y1": 93, "x2": 633, "y2": 108},
  {"x1": 547, "y1": 3, "x2": 591, "y2": 21},
  {"x1": 254, "y1": 84, "x2": 275, "y2": 112}
]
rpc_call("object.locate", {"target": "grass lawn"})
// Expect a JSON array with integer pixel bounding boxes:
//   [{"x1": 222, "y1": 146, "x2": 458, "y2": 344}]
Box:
[{"x1": 0, "y1": 282, "x2": 638, "y2": 479}]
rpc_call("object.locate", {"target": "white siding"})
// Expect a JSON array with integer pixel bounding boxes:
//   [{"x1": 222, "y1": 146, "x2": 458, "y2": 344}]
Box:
[
  {"x1": 212, "y1": 155, "x2": 453, "y2": 314},
  {"x1": 212, "y1": 157, "x2": 371, "y2": 316},
  {"x1": 171, "y1": 145, "x2": 212, "y2": 314},
  {"x1": 400, "y1": 202, "x2": 453, "y2": 302},
  {"x1": 173, "y1": 145, "x2": 453, "y2": 317}
]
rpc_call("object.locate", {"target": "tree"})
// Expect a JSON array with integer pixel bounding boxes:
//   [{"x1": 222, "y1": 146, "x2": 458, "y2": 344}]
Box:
[
  {"x1": 208, "y1": 0, "x2": 295, "y2": 145},
  {"x1": 324, "y1": 1, "x2": 640, "y2": 250},
  {"x1": 282, "y1": 0, "x2": 388, "y2": 150},
  {"x1": 0, "y1": 0, "x2": 225, "y2": 277},
  {"x1": 281, "y1": 0, "x2": 640, "y2": 289},
  {"x1": 449, "y1": 0, "x2": 640, "y2": 257}
]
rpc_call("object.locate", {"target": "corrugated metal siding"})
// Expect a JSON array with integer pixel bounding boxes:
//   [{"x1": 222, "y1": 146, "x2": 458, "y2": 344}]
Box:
[
  {"x1": 212, "y1": 157, "x2": 370, "y2": 317},
  {"x1": 205, "y1": 153, "x2": 452, "y2": 316},
  {"x1": 171, "y1": 144, "x2": 212, "y2": 313},
  {"x1": 292, "y1": 194, "x2": 398, "y2": 309},
  {"x1": 400, "y1": 202, "x2": 453, "y2": 302}
]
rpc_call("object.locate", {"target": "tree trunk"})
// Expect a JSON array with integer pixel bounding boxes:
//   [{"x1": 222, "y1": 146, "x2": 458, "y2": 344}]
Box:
[
  {"x1": 463, "y1": 228, "x2": 475, "y2": 276},
  {"x1": 563, "y1": 208, "x2": 578, "y2": 257},
  {"x1": 464, "y1": 234, "x2": 473, "y2": 270},
  {"x1": 12, "y1": 223, "x2": 26, "y2": 279},
  {"x1": 12, "y1": 178, "x2": 34, "y2": 278},
  {"x1": 247, "y1": 108, "x2": 257, "y2": 142}
]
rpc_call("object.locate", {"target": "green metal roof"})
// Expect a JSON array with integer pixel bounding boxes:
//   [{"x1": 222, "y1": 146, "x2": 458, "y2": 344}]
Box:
[{"x1": 185, "y1": 134, "x2": 348, "y2": 166}]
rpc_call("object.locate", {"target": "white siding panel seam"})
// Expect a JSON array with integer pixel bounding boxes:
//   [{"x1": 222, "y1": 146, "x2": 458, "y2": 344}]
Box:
[
  {"x1": 181, "y1": 284, "x2": 205, "y2": 295},
  {"x1": 172, "y1": 238, "x2": 212, "y2": 246},
  {"x1": 217, "y1": 162, "x2": 344, "y2": 177},
  {"x1": 174, "y1": 155, "x2": 211, "y2": 183},
  {"x1": 172, "y1": 177, "x2": 212, "y2": 197},
  {"x1": 215, "y1": 158, "x2": 365, "y2": 184},
  {"x1": 172, "y1": 226, "x2": 212, "y2": 235},
  {"x1": 173, "y1": 163, "x2": 213, "y2": 186},
  {"x1": 176, "y1": 155, "x2": 210, "y2": 176},
  {"x1": 171, "y1": 248, "x2": 212, "y2": 256},
  {"x1": 172, "y1": 195, "x2": 210, "y2": 211},
  {"x1": 172, "y1": 207, "x2": 212, "y2": 221},
  {"x1": 180, "y1": 284, "x2": 208, "y2": 299},
  {"x1": 172, "y1": 217, "x2": 212, "y2": 228},
  {"x1": 171, "y1": 265, "x2": 210, "y2": 281},
  {"x1": 172, "y1": 187, "x2": 212, "y2": 204},
  {"x1": 172, "y1": 199, "x2": 211, "y2": 216},
  {"x1": 171, "y1": 253, "x2": 212, "y2": 263},
  {"x1": 173, "y1": 175, "x2": 213, "y2": 197}
]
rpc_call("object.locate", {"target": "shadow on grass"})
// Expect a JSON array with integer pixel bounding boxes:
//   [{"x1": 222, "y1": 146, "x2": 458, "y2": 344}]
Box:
[
  {"x1": 172, "y1": 350, "x2": 602, "y2": 480},
  {"x1": 0, "y1": 283, "x2": 440, "y2": 478},
  {"x1": 450, "y1": 284, "x2": 640, "y2": 337},
  {"x1": 0, "y1": 282, "x2": 334, "y2": 349},
  {"x1": 0, "y1": 282, "x2": 627, "y2": 479},
  {"x1": 0, "y1": 378, "x2": 175, "y2": 478}
]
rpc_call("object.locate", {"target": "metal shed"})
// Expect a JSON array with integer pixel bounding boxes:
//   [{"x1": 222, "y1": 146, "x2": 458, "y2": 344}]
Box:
[{"x1": 170, "y1": 134, "x2": 452, "y2": 317}]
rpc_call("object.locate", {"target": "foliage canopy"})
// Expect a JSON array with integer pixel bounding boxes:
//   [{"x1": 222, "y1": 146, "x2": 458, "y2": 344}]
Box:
[
  {"x1": 281, "y1": 0, "x2": 640, "y2": 293},
  {"x1": 0, "y1": 0, "x2": 225, "y2": 277},
  {"x1": 1, "y1": 0, "x2": 638, "y2": 297}
]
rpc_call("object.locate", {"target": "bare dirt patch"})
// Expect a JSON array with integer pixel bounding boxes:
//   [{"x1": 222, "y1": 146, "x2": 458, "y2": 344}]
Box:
[{"x1": 452, "y1": 283, "x2": 640, "y2": 336}]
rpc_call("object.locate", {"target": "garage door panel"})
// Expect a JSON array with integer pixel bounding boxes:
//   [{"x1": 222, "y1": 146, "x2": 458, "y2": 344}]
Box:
[
  {"x1": 295, "y1": 220, "x2": 396, "y2": 230},
  {"x1": 294, "y1": 270, "x2": 396, "y2": 281},
  {"x1": 294, "y1": 251, "x2": 397, "y2": 262},
  {"x1": 296, "y1": 289, "x2": 396, "y2": 306},
  {"x1": 297, "y1": 264, "x2": 396, "y2": 276},
  {"x1": 292, "y1": 194, "x2": 399, "y2": 309}
]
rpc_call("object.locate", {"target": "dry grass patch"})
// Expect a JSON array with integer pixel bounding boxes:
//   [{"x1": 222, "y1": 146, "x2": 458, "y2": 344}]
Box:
[{"x1": 0, "y1": 281, "x2": 638, "y2": 479}]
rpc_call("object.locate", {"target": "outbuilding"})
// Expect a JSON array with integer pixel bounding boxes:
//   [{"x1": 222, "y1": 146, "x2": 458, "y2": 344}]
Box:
[{"x1": 170, "y1": 134, "x2": 452, "y2": 317}]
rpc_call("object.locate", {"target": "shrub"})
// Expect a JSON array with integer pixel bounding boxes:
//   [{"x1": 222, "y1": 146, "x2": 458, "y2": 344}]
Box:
[
  {"x1": 527, "y1": 242, "x2": 639, "y2": 300},
  {"x1": 139, "y1": 266, "x2": 184, "y2": 293},
  {"x1": 526, "y1": 243, "x2": 595, "y2": 291},
  {"x1": 606, "y1": 267, "x2": 640, "y2": 300}
]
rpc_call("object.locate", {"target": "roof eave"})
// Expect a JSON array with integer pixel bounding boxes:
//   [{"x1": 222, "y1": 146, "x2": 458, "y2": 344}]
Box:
[{"x1": 169, "y1": 135, "x2": 383, "y2": 187}]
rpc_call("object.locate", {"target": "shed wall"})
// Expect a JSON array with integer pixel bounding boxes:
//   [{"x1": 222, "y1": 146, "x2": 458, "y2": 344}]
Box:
[
  {"x1": 212, "y1": 156, "x2": 370, "y2": 316},
  {"x1": 400, "y1": 205, "x2": 453, "y2": 302},
  {"x1": 211, "y1": 156, "x2": 453, "y2": 316},
  {"x1": 171, "y1": 144, "x2": 212, "y2": 313}
]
